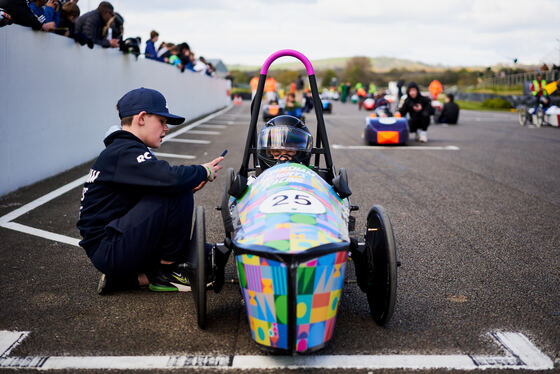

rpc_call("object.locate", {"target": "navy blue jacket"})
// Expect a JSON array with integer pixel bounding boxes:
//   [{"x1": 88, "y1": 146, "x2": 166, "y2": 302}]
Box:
[
  {"x1": 145, "y1": 40, "x2": 159, "y2": 60},
  {"x1": 77, "y1": 130, "x2": 207, "y2": 255}
]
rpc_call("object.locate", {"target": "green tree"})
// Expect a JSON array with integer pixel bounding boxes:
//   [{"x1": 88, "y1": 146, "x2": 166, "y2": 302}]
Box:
[
  {"x1": 273, "y1": 70, "x2": 300, "y2": 87},
  {"x1": 320, "y1": 69, "x2": 338, "y2": 88},
  {"x1": 342, "y1": 57, "x2": 373, "y2": 86},
  {"x1": 229, "y1": 70, "x2": 251, "y2": 85}
]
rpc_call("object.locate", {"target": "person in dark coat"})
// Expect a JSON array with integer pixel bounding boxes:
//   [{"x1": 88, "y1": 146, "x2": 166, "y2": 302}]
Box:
[
  {"x1": 439, "y1": 93, "x2": 460, "y2": 124},
  {"x1": 0, "y1": 0, "x2": 55, "y2": 31},
  {"x1": 398, "y1": 81, "x2": 434, "y2": 143},
  {"x1": 77, "y1": 88, "x2": 225, "y2": 294},
  {"x1": 74, "y1": 1, "x2": 118, "y2": 48}
]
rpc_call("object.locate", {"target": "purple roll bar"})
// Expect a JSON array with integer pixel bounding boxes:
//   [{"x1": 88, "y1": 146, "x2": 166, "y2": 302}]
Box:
[{"x1": 260, "y1": 49, "x2": 315, "y2": 76}]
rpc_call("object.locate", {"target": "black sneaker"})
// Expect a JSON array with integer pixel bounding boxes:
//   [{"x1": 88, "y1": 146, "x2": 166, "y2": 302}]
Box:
[
  {"x1": 97, "y1": 273, "x2": 139, "y2": 295},
  {"x1": 148, "y1": 264, "x2": 192, "y2": 292}
]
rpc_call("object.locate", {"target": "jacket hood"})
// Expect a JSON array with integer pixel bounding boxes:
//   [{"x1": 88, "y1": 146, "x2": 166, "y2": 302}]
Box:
[
  {"x1": 407, "y1": 81, "x2": 420, "y2": 93},
  {"x1": 103, "y1": 130, "x2": 143, "y2": 147}
]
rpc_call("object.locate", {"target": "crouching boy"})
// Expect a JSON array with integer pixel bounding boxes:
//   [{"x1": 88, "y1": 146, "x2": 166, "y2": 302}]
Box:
[{"x1": 77, "y1": 87, "x2": 223, "y2": 294}]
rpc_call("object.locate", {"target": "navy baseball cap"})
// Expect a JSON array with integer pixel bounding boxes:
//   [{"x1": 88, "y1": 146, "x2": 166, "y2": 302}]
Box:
[{"x1": 117, "y1": 87, "x2": 185, "y2": 125}]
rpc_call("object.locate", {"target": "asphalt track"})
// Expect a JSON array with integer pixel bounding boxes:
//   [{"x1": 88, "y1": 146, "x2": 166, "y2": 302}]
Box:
[{"x1": 0, "y1": 100, "x2": 559, "y2": 373}]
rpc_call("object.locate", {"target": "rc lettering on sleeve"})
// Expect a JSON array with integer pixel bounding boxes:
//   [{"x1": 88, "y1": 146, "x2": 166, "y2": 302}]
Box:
[
  {"x1": 137, "y1": 152, "x2": 153, "y2": 163},
  {"x1": 85, "y1": 169, "x2": 100, "y2": 183}
]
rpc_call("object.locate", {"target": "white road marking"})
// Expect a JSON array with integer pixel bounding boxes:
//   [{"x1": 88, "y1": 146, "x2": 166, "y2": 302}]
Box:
[
  {"x1": 152, "y1": 152, "x2": 196, "y2": 160},
  {"x1": 162, "y1": 106, "x2": 232, "y2": 143},
  {"x1": 196, "y1": 124, "x2": 228, "y2": 129},
  {"x1": 0, "y1": 107, "x2": 237, "y2": 246},
  {"x1": 1, "y1": 222, "x2": 80, "y2": 247},
  {"x1": 333, "y1": 144, "x2": 460, "y2": 151},
  {"x1": 0, "y1": 176, "x2": 87, "y2": 225},
  {"x1": 0, "y1": 331, "x2": 553, "y2": 370},
  {"x1": 185, "y1": 130, "x2": 221, "y2": 135},
  {"x1": 164, "y1": 138, "x2": 211, "y2": 144},
  {"x1": 0, "y1": 331, "x2": 28, "y2": 358}
]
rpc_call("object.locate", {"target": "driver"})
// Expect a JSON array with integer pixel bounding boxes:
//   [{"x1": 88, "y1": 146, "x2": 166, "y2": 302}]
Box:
[{"x1": 256, "y1": 115, "x2": 313, "y2": 170}]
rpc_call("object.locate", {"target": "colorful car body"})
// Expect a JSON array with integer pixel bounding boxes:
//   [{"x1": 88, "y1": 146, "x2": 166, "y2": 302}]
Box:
[
  {"x1": 229, "y1": 162, "x2": 350, "y2": 353},
  {"x1": 322, "y1": 100, "x2": 332, "y2": 113},
  {"x1": 364, "y1": 115, "x2": 409, "y2": 145}
]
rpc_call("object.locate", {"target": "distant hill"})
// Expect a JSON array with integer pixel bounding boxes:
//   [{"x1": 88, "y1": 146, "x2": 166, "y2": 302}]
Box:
[{"x1": 227, "y1": 56, "x2": 446, "y2": 73}]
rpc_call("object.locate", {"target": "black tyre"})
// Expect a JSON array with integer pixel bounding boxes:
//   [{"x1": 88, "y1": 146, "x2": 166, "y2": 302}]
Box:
[
  {"x1": 365, "y1": 205, "x2": 397, "y2": 325},
  {"x1": 193, "y1": 206, "x2": 207, "y2": 329},
  {"x1": 221, "y1": 168, "x2": 235, "y2": 238},
  {"x1": 518, "y1": 107, "x2": 528, "y2": 126},
  {"x1": 535, "y1": 107, "x2": 544, "y2": 128}
]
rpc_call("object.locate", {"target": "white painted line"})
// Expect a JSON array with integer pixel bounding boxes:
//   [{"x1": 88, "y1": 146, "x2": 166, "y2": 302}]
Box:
[
  {"x1": 162, "y1": 106, "x2": 232, "y2": 143},
  {"x1": 0, "y1": 331, "x2": 29, "y2": 358},
  {"x1": 196, "y1": 124, "x2": 228, "y2": 129},
  {"x1": 333, "y1": 144, "x2": 460, "y2": 151},
  {"x1": 487, "y1": 331, "x2": 554, "y2": 370},
  {"x1": 0, "y1": 107, "x2": 234, "y2": 246},
  {"x1": 152, "y1": 152, "x2": 196, "y2": 160},
  {"x1": 164, "y1": 138, "x2": 211, "y2": 144},
  {"x1": 185, "y1": 130, "x2": 221, "y2": 135},
  {"x1": 0, "y1": 175, "x2": 87, "y2": 224},
  {"x1": 0, "y1": 222, "x2": 80, "y2": 247},
  {"x1": 0, "y1": 331, "x2": 553, "y2": 370}
]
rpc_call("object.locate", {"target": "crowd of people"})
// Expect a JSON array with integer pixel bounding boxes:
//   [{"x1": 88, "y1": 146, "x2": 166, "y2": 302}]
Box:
[
  {"x1": 0, "y1": 0, "x2": 217, "y2": 76},
  {"x1": 145, "y1": 30, "x2": 216, "y2": 76}
]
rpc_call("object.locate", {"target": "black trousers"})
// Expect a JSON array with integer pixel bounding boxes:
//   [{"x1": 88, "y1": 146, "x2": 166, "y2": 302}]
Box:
[
  {"x1": 408, "y1": 116, "x2": 430, "y2": 132},
  {"x1": 90, "y1": 192, "x2": 194, "y2": 279}
]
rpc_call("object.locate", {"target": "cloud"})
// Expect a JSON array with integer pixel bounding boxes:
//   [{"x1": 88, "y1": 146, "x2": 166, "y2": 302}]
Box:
[{"x1": 97, "y1": 0, "x2": 560, "y2": 67}]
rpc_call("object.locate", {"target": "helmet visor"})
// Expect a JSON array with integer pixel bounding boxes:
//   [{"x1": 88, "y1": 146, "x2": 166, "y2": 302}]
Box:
[{"x1": 257, "y1": 126, "x2": 313, "y2": 152}]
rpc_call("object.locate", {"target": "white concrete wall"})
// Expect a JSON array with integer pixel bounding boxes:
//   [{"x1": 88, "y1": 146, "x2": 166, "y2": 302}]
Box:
[{"x1": 0, "y1": 25, "x2": 229, "y2": 196}]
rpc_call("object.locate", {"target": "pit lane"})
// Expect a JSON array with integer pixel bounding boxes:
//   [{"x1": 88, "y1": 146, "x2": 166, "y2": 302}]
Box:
[{"x1": 0, "y1": 101, "x2": 558, "y2": 373}]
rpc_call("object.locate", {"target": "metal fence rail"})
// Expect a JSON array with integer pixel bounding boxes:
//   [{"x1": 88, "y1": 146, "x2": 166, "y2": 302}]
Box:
[{"x1": 478, "y1": 70, "x2": 559, "y2": 89}]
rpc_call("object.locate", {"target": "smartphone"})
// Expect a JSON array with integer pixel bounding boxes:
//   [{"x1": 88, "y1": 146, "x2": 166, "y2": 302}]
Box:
[{"x1": 220, "y1": 149, "x2": 228, "y2": 157}]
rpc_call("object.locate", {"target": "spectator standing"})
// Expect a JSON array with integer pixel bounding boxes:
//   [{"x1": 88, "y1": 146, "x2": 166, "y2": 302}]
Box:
[
  {"x1": 339, "y1": 82, "x2": 350, "y2": 103},
  {"x1": 398, "y1": 82, "x2": 434, "y2": 143},
  {"x1": 530, "y1": 73, "x2": 549, "y2": 112},
  {"x1": 250, "y1": 76, "x2": 259, "y2": 100},
  {"x1": 55, "y1": 1, "x2": 79, "y2": 37},
  {"x1": 103, "y1": 11, "x2": 123, "y2": 43},
  {"x1": 168, "y1": 45, "x2": 182, "y2": 69},
  {"x1": 74, "y1": 1, "x2": 119, "y2": 48},
  {"x1": 145, "y1": 30, "x2": 160, "y2": 60},
  {"x1": 295, "y1": 75, "x2": 304, "y2": 102},
  {"x1": 29, "y1": 0, "x2": 60, "y2": 27},
  {"x1": 157, "y1": 42, "x2": 170, "y2": 62},
  {"x1": 396, "y1": 79, "x2": 405, "y2": 100},
  {"x1": 438, "y1": 93, "x2": 460, "y2": 124},
  {"x1": 0, "y1": 0, "x2": 55, "y2": 31}
]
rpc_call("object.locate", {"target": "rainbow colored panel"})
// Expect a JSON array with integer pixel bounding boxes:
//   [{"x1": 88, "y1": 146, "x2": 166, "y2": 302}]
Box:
[
  {"x1": 236, "y1": 254, "x2": 289, "y2": 350},
  {"x1": 295, "y1": 251, "x2": 347, "y2": 352},
  {"x1": 236, "y1": 251, "x2": 347, "y2": 352}
]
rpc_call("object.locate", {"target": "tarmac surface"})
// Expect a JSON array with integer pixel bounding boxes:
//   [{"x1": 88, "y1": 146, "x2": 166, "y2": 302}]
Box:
[{"x1": 1, "y1": 100, "x2": 559, "y2": 373}]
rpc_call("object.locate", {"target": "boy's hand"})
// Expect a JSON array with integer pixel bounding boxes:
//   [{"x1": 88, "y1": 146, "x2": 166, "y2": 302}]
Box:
[{"x1": 202, "y1": 156, "x2": 224, "y2": 181}]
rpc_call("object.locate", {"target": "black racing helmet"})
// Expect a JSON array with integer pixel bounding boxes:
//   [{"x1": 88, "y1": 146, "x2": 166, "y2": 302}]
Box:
[{"x1": 257, "y1": 115, "x2": 313, "y2": 170}]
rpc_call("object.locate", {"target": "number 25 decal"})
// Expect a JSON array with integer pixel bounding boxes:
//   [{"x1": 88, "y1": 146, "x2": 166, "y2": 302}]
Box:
[
  {"x1": 260, "y1": 191, "x2": 325, "y2": 214},
  {"x1": 272, "y1": 194, "x2": 311, "y2": 207}
]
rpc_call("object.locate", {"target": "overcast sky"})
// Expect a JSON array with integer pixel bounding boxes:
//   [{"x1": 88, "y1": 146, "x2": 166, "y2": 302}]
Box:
[{"x1": 81, "y1": 0, "x2": 560, "y2": 68}]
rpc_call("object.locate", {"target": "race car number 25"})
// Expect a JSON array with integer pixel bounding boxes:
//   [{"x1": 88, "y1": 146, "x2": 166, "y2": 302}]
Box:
[{"x1": 259, "y1": 190, "x2": 326, "y2": 214}]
